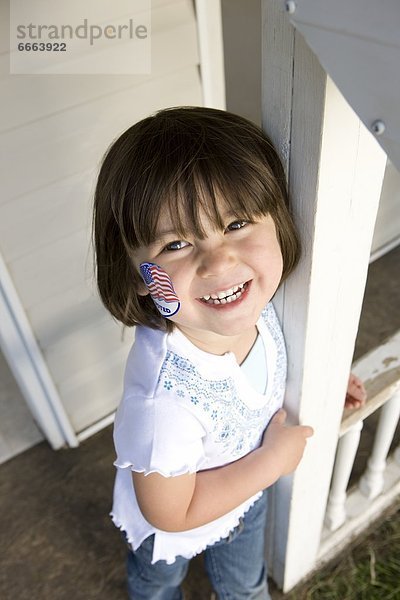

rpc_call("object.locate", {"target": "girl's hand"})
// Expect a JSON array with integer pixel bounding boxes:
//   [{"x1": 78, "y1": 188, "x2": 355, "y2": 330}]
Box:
[
  {"x1": 345, "y1": 373, "x2": 367, "y2": 410},
  {"x1": 261, "y1": 409, "x2": 314, "y2": 477}
]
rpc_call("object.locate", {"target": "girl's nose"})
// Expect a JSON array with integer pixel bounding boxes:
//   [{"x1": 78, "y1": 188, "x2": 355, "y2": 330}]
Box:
[{"x1": 197, "y1": 244, "x2": 237, "y2": 278}]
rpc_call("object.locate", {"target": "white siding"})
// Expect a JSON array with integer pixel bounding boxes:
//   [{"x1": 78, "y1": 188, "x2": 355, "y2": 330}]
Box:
[{"x1": 0, "y1": 0, "x2": 203, "y2": 454}]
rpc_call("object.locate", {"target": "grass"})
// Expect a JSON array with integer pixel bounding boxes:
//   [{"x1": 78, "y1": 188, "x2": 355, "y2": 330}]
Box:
[{"x1": 285, "y1": 504, "x2": 400, "y2": 600}]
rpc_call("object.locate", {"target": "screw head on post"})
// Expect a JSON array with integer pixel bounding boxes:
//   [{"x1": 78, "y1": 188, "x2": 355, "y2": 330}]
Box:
[
  {"x1": 371, "y1": 120, "x2": 386, "y2": 136},
  {"x1": 285, "y1": 1, "x2": 296, "y2": 14}
]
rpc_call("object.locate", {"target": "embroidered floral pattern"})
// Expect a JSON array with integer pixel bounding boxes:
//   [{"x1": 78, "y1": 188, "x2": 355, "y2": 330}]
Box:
[
  {"x1": 262, "y1": 304, "x2": 287, "y2": 399},
  {"x1": 157, "y1": 304, "x2": 286, "y2": 459}
]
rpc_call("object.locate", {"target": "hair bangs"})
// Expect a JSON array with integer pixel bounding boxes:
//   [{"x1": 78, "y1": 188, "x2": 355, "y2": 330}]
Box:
[{"x1": 128, "y1": 152, "x2": 278, "y2": 251}]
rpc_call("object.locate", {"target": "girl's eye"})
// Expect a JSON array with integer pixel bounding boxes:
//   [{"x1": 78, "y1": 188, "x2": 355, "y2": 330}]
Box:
[
  {"x1": 225, "y1": 220, "x2": 249, "y2": 232},
  {"x1": 163, "y1": 240, "x2": 189, "y2": 252}
]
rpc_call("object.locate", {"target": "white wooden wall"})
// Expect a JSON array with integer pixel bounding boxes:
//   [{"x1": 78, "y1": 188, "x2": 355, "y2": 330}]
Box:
[{"x1": 0, "y1": 0, "x2": 204, "y2": 460}]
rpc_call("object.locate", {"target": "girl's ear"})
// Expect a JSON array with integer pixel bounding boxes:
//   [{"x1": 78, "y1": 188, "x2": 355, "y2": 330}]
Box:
[
  {"x1": 133, "y1": 267, "x2": 149, "y2": 297},
  {"x1": 137, "y1": 281, "x2": 149, "y2": 297}
]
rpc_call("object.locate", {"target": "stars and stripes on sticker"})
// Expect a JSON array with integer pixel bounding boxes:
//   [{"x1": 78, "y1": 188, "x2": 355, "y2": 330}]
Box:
[
  {"x1": 140, "y1": 262, "x2": 179, "y2": 302},
  {"x1": 139, "y1": 262, "x2": 181, "y2": 318}
]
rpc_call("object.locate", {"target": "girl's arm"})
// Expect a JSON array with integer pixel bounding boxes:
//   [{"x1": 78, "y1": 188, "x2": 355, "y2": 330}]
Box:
[{"x1": 132, "y1": 409, "x2": 313, "y2": 532}]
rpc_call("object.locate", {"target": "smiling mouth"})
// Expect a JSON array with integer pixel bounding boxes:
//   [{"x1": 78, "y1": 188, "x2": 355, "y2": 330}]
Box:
[{"x1": 199, "y1": 282, "x2": 249, "y2": 305}]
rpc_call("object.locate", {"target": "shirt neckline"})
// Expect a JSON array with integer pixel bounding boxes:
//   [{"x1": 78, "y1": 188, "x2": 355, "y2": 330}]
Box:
[
  {"x1": 168, "y1": 308, "x2": 277, "y2": 400},
  {"x1": 168, "y1": 326, "x2": 236, "y2": 366}
]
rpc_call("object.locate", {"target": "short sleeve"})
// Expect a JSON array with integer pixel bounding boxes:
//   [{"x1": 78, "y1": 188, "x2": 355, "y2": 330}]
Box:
[{"x1": 113, "y1": 394, "x2": 206, "y2": 477}]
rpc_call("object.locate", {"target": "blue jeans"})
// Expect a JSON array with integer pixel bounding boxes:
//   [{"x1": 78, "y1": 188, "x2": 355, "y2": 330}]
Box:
[{"x1": 126, "y1": 491, "x2": 270, "y2": 599}]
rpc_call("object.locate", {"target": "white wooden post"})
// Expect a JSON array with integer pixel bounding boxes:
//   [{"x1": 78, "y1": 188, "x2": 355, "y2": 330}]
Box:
[
  {"x1": 325, "y1": 421, "x2": 363, "y2": 531},
  {"x1": 359, "y1": 391, "x2": 400, "y2": 499},
  {"x1": 194, "y1": 0, "x2": 226, "y2": 109},
  {"x1": 262, "y1": 0, "x2": 387, "y2": 590}
]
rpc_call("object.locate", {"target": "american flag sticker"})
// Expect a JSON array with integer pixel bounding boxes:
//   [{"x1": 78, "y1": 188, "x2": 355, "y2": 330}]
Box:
[{"x1": 139, "y1": 262, "x2": 181, "y2": 318}]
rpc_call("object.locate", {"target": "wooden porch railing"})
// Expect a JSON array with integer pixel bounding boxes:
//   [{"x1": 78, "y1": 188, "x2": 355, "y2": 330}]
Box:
[{"x1": 319, "y1": 331, "x2": 400, "y2": 564}]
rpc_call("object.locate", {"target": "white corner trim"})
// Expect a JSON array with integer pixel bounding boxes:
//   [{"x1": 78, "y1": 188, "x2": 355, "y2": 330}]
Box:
[
  {"x1": 194, "y1": 0, "x2": 226, "y2": 109},
  {"x1": 0, "y1": 252, "x2": 78, "y2": 449},
  {"x1": 369, "y1": 235, "x2": 400, "y2": 263},
  {"x1": 76, "y1": 411, "x2": 115, "y2": 443}
]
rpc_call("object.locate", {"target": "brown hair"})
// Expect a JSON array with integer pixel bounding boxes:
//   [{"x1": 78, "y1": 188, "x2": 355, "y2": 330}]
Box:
[{"x1": 93, "y1": 106, "x2": 300, "y2": 331}]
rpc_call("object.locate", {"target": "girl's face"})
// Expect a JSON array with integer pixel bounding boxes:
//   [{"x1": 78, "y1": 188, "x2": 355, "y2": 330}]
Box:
[{"x1": 133, "y1": 199, "x2": 283, "y2": 356}]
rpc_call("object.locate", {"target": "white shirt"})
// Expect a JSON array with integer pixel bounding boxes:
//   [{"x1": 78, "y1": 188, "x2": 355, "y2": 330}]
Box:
[{"x1": 111, "y1": 302, "x2": 286, "y2": 564}]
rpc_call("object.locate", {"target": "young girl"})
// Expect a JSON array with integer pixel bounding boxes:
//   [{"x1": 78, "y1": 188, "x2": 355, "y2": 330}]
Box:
[{"x1": 93, "y1": 107, "x2": 364, "y2": 599}]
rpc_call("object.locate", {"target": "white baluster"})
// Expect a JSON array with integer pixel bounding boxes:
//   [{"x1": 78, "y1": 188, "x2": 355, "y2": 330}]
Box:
[
  {"x1": 359, "y1": 391, "x2": 400, "y2": 499},
  {"x1": 325, "y1": 420, "x2": 363, "y2": 531}
]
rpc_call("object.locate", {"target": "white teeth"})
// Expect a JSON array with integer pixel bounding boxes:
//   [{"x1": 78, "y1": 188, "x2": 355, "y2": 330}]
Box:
[
  {"x1": 217, "y1": 288, "x2": 234, "y2": 299},
  {"x1": 200, "y1": 282, "x2": 247, "y2": 303},
  {"x1": 212, "y1": 285, "x2": 242, "y2": 299}
]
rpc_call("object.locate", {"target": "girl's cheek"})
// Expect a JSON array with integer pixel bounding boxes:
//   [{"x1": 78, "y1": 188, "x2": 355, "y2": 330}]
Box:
[{"x1": 139, "y1": 262, "x2": 181, "y2": 318}]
